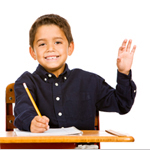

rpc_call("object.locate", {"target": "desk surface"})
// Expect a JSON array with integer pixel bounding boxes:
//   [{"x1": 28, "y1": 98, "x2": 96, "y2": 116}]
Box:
[{"x1": 0, "y1": 130, "x2": 134, "y2": 143}]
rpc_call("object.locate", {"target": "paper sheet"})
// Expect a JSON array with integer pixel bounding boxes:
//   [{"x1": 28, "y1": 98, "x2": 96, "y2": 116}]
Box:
[{"x1": 14, "y1": 126, "x2": 83, "y2": 136}]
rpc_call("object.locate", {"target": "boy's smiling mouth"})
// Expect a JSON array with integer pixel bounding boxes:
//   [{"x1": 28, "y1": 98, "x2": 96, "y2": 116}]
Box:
[{"x1": 45, "y1": 55, "x2": 60, "y2": 60}]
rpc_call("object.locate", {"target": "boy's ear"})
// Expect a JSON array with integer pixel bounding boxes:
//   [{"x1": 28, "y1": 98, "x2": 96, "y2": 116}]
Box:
[
  {"x1": 29, "y1": 46, "x2": 37, "y2": 60},
  {"x1": 68, "y1": 42, "x2": 74, "y2": 56}
]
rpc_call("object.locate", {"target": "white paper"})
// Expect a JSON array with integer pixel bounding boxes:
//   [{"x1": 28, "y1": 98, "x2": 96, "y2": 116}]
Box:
[{"x1": 14, "y1": 126, "x2": 83, "y2": 136}]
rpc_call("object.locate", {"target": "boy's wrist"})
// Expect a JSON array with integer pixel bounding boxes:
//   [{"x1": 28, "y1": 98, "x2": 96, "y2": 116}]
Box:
[{"x1": 118, "y1": 69, "x2": 130, "y2": 75}]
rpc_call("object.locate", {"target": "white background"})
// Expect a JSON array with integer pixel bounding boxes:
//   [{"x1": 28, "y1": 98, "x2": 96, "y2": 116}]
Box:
[{"x1": 0, "y1": 0, "x2": 149, "y2": 149}]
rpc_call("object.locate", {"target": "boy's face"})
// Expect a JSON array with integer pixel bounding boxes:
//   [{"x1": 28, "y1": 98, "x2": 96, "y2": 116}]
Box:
[{"x1": 29, "y1": 25, "x2": 74, "y2": 77}]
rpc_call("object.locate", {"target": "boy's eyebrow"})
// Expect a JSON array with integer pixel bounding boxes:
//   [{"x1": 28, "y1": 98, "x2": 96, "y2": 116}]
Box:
[
  {"x1": 53, "y1": 37, "x2": 63, "y2": 40},
  {"x1": 36, "y1": 39, "x2": 45, "y2": 43},
  {"x1": 36, "y1": 37, "x2": 63, "y2": 43}
]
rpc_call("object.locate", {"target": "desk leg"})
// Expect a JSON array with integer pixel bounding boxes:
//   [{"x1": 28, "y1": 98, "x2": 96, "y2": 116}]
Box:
[{"x1": 0, "y1": 143, "x2": 76, "y2": 149}]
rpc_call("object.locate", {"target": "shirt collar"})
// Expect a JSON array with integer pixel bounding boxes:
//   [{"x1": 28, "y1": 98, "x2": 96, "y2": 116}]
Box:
[{"x1": 34, "y1": 63, "x2": 71, "y2": 80}]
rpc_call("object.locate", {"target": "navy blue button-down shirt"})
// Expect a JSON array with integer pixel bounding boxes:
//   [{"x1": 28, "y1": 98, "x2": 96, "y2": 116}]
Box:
[{"x1": 14, "y1": 64, "x2": 136, "y2": 131}]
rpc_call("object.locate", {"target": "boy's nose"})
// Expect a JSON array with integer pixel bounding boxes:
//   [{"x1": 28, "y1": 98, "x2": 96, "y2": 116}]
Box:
[{"x1": 47, "y1": 44, "x2": 55, "y2": 52}]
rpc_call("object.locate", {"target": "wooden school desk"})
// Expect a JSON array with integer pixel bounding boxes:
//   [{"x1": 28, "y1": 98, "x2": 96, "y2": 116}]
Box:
[{"x1": 0, "y1": 130, "x2": 134, "y2": 149}]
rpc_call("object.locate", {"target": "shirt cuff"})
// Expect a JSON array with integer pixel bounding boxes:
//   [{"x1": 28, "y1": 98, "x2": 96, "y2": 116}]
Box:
[
  {"x1": 22, "y1": 116, "x2": 35, "y2": 131},
  {"x1": 117, "y1": 70, "x2": 132, "y2": 86}
]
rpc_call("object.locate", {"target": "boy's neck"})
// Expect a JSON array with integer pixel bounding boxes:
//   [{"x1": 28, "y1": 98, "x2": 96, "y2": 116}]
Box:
[{"x1": 45, "y1": 64, "x2": 66, "y2": 78}]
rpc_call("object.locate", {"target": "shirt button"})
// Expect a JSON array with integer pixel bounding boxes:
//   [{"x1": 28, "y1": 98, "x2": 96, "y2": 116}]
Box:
[
  {"x1": 64, "y1": 77, "x2": 67, "y2": 80},
  {"x1": 58, "y1": 112, "x2": 62, "y2": 116},
  {"x1": 55, "y1": 83, "x2": 59, "y2": 86},
  {"x1": 56, "y1": 97, "x2": 60, "y2": 101},
  {"x1": 48, "y1": 74, "x2": 52, "y2": 78},
  {"x1": 44, "y1": 78, "x2": 47, "y2": 81}
]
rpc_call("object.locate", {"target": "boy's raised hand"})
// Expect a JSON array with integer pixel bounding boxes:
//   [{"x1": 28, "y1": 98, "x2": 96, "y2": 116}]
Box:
[
  {"x1": 117, "y1": 39, "x2": 136, "y2": 75},
  {"x1": 30, "y1": 116, "x2": 50, "y2": 133}
]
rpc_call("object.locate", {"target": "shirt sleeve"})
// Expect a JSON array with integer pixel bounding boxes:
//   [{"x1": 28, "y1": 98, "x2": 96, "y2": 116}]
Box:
[
  {"x1": 14, "y1": 72, "x2": 37, "y2": 131},
  {"x1": 96, "y1": 70, "x2": 136, "y2": 114}
]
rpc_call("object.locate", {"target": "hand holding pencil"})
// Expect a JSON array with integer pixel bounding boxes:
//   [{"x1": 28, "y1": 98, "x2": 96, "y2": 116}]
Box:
[
  {"x1": 30, "y1": 116, "x2": 49, "y2": 133},
  {"x1": 23, "y1": 83, "x2": 50, "y2": 133}
]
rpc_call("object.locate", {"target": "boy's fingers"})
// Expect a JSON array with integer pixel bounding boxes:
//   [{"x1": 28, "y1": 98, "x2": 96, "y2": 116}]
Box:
[
  {"x1": 32, "y1": 125, "x2": 47, "y2": 133},
  {"x1": 36, "y1": 116, "x2": 49, "y2": 128},
  {"x1": 121, "y1": 39, "x2": 127, "y2": 47},
  {"x1": 35, "y1": 116, "x2": 43, "y2": 123},
  {"x1": 42, "y1": 116, "x2": 50, "y2": 123},
  {"x1": 118, "y1": 46, "x2": 126, "y2": 56},
  {"x1": 131, "y1": 45, "x2": 136, "y2": 55},
  {"x1": 36, "y1": 128, "x2": 47, "y2": 133},
  {"x1": 35, "y1": 116, "x2": 49, "y2": 124},
  {"x1": 35, "y1": 122, "x2": 48, "y2": 128},
  {"x1": 119, "y1": 46, "x2": 126, "y2": 51},
  {"x1": 126, "y1": 39, "x2": 132, "y2": 52}
]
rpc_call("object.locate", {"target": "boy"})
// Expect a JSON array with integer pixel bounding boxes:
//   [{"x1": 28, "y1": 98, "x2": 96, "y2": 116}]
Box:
[{"x1": 14, "y1": 14, "x2": 136, "y2": 133}]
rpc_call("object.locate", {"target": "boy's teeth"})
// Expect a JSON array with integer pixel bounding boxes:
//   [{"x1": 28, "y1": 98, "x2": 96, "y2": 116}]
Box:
[{"x1": 47, "y1": 56, "x2": 57, "y2": 60}]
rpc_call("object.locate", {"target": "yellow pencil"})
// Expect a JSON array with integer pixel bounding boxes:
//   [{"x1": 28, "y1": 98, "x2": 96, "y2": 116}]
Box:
[{"x1": 23, "y1": 83, "x2": 42, "y2": 117}]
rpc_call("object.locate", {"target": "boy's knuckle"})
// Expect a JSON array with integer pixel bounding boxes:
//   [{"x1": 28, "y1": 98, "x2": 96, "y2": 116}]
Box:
[{"x1": 39, "y1": 123, "x2": 43, "y2": 128}]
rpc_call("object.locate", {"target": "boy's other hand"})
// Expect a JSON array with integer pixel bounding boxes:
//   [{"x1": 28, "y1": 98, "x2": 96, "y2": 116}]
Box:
[
  {"x1": 30, "y1": 116, "x2": 50, "y2": 133},
  {"x1": 117, "y1": 39, "x2": 136, "y2": 75}
]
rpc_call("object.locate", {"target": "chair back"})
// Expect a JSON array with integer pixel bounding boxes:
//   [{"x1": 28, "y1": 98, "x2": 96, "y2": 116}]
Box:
[
  {"x1": 95, "y1": 111, "x2": 100, "y2": 130},
  {"x1": 6, "y1": 83, "x2": 15, "y2": 131}
]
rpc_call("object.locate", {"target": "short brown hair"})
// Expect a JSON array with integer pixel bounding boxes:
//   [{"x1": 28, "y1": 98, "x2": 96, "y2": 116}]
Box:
[{"x1": 29, "y1": 14, "x2": 73, "y2": 49}]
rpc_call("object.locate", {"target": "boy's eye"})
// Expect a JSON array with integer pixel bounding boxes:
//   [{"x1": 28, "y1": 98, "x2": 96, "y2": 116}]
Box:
[
  {"x1": 55, "y1": 41, "x2": 62, "y2": 44},
  {"x1": 39, "y1": 43, "x2": 46, "y2": 47}
]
